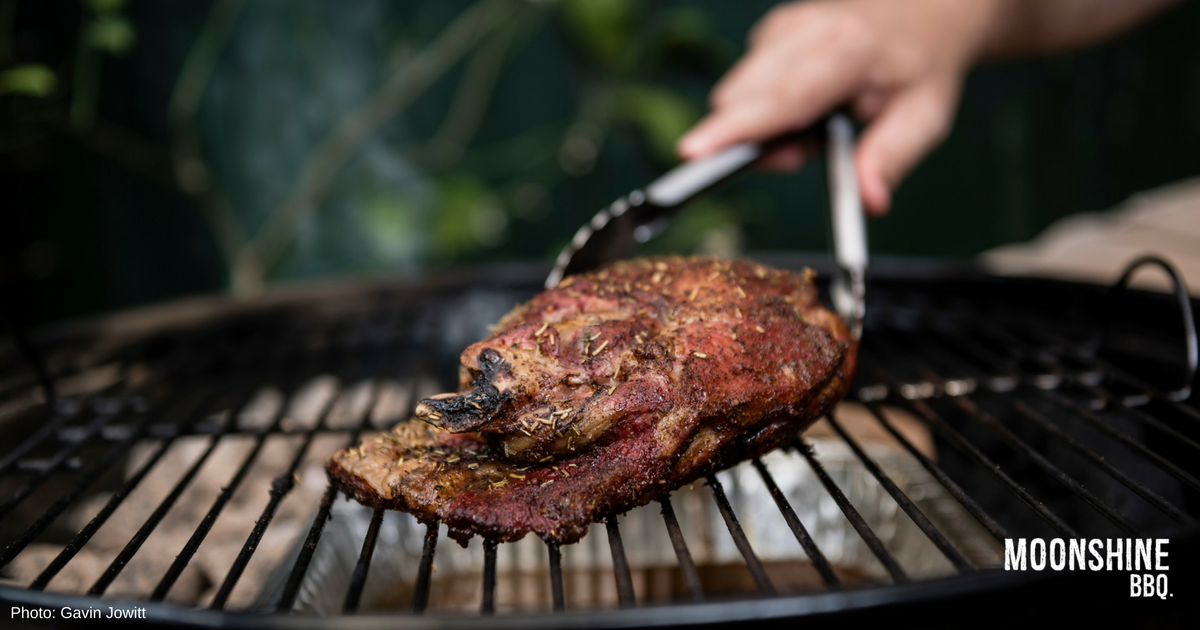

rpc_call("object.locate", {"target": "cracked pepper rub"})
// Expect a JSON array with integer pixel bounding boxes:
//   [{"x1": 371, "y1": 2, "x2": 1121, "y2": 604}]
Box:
[{"x1": 327, "y1": 256, "x2": 856, "y2": 545}]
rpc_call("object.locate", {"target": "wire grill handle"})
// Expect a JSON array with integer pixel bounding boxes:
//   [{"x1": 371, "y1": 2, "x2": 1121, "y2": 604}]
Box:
[{"x1": 1103, "y1": 255, "x2": 1197, "y2": 401}]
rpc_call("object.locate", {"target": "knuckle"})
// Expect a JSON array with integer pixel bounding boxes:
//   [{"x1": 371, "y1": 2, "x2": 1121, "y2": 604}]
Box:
[{"x1": 754, "y1": 2, "x2": 811, "y2": 44}]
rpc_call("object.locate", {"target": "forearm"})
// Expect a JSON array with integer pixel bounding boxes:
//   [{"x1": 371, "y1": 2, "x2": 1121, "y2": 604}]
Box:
[{"x1": 976, "y1": 0, "x2": 1183, "y2": 60}]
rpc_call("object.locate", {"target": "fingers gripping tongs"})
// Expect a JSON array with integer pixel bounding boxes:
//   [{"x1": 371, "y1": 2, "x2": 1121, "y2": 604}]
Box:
[{"x1": 546, "y1": 113, "x2": 868, "y2": 341}]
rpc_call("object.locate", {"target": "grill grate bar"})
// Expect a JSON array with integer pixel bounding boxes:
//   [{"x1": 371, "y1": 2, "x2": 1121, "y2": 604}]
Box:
[
  {"x1": 211, "y1": 324, "x2": 391, "y2": 611},
  {"x1": 706, "y1": 474, "x2": 775, "y2": 595},
  {"x1": 657, "y1": 497, "x2": 703, "y2": 600},
  {"x1": 0, "y1": 402, "x2": 162, "y2": 569},
  {"x1": 208, "y1": 380, "x2": 349, "y2": 609},
  {"x1": 1093, "y1": 388, "x2": 1200, "y2": 457},
  {"x1": 149, "y1": 396, "x2": 300, "y2": 601},
  {"x1": 276, "y1": 347, "x2": 423, "y2": 612},
  {"x1": 750, "y1": 458, "x2": 840, "y2": 588},
  {"x1": 150, "y1": 323, "x2": 350, "y2": 602},
  {"x1": 547, "y1": 542, "x2": 565, "y2": 611},
  {"x1": 1012, "y1": 400, "x2": 1194, "y2": 525},
  {"x1": 1041, "y1": 390, "x2": 1200, "y2": 493},
  {"x1": 917, "y1": 317, "x2": 1194, "y2": 528},
  {"x1": 0, "y1": 410, "x2": 79, "y2": 477},
  {"x1": 604, "y1": 516, "x2": 636, "y2": 608},
  {"x1": 794, "y1": 440, "x2": 909, "y2": 583},
  {"x1": 0, "y1": 408, "x2": 124, "y2": 521},
  {"x1": 998, "y1": 321, "x2": 1200, "y2": 458},
  {"x1": 209, "y1": 472, "x2": 299, "y2": 610},
  {"x1": 898, "y1": 394, "x2": 1079, "y2": 537},
  {"x1": 481, "y1": 540, "x2": 497, "y2": 615},
  {"x1": 863, "y1": 402, "x2": 1010, "y2": 541},
  {"x1": 85, "y1": 326, "x2": 305, "y2": 597},
  {"x1": 276, "y1": 484, "x2": 338, "y2": 612},
  {"x1": 87, "y1": 426, "x2": 225, "y2": 596},
  {"x1": 412, "y1": 521, "x2": 439, "y2": 614},
  {"x1": 0, "y1": 331, "x2": 206, "y2": 480},
  {"x1": 826, "y1": 411, "x2": 974, "y2": 572},
  {"x1": 28, "y1": 411, "x2": 187, "y2": 590},
  {"x1": 342, "y1": 508, "x2": 384, "y2": 614}
]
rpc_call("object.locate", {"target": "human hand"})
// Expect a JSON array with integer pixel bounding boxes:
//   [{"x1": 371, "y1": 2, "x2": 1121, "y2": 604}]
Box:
[{"x1": 677, "y1": 0, "x2": 996, "y2": 215}]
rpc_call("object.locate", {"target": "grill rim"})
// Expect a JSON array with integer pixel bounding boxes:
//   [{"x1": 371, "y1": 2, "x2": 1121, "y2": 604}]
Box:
[{"x1": 1, "y1": 256, "x2": 1198, "y2": 625}]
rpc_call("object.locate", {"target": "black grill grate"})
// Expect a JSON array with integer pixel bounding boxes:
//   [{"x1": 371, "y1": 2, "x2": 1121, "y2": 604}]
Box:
[{"x1": 0, "y1": 259, "x2": 1197, "y2": 626}]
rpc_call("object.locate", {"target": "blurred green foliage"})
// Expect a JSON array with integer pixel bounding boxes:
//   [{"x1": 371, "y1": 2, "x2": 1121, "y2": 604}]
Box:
[
  {"x1": 0, "y1": 64, "x2": 55, "y2": 96},
  {"x1": 83, "y1": 15, "x2": 134, "y2": 56},
  {"x1": 4, "y1": 0, "x2": 1200, "y2": 326}
]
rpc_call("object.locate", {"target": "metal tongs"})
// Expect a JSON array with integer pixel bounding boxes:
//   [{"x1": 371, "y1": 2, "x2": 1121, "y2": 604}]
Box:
[{"x1": 546, "y1": 113, "x2": 867, "y2": 340}]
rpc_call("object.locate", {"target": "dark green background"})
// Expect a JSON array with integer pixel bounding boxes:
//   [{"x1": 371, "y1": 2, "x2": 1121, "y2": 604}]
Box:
[{"x1": 3, "y1": 0, "x2": 1200, "y2": 326}]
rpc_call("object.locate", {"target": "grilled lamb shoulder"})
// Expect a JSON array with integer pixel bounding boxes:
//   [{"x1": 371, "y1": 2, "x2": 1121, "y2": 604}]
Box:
[{"x1": 328, "y1": 256, "x2": 855, "y2": 544}]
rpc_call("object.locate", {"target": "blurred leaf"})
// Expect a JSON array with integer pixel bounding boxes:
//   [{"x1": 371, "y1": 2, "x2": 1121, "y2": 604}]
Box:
[
  {"x1": 86, "y1": 15, "x2": 136, "y2": 56},
  {"x1": 618, "y1": 84, "x2": 698, "y2": 163},
  {"x1": 361, "y1": 190, "x2": 423, "y2": 262},
  {"x1": 86, "y1": 0, "x2": 128, "y2": 13},
  {"x1": 657, "y1": 7, "x2": 709, "y2": 48},
  {"x1": 0, "y1": 65, "x2": 58, "y2": 97},
  {"x1": 434, "y1": 176, "x2": 507, "y2": 257},
  {"x1": 560, "y1": 0, "x2": 636, "y2": 70}
]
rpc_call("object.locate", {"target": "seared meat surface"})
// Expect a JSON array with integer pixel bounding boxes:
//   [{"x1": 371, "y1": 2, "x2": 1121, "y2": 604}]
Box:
[{"x1": 328, "y1": 256, "x2": 855, "y2": 544}]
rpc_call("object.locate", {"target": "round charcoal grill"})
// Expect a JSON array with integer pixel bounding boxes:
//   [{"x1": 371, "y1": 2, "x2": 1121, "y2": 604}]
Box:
[{"x1": 0, "y1": 256, "x2": 1197, "y2": 627}]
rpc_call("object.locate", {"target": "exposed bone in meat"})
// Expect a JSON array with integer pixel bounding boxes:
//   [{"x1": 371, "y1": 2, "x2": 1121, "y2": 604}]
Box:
[{"x1": 328, "y1": 256, "x2": 856, "y2": 544}]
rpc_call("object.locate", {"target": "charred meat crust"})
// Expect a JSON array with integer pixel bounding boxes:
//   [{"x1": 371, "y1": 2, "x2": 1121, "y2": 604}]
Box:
[{"x1": 327, "y1": 256, "x2": 856, "y2": 545}]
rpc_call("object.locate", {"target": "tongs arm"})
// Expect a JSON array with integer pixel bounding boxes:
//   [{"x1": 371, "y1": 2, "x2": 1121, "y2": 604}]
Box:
[
  {"x1": 546, "y1": 113, "x2": 868, "y2": 341},
  {"x1": 826, "y1": 113, "x2": 867, "y2": 340}
]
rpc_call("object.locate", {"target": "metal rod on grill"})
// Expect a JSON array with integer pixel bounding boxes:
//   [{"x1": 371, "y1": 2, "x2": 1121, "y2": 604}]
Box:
[
  {"x1": 412, "y1": 521, "x2": 440, "y2": 614},
  {"x1": 604, "y1": 516, "x2": 636, "y2": 608},
  {"x1": 481, "y1": 539, "x2": 497, "y2": 615},
  {"x1": 1105, "y1": 398, "x2": 1200, "y2": 457},
  {"x1": 913, "y1": 317, "x2": 1198, "y2": 528},
  {"x1": 891, "y1": 391, "x2": 1079, "y2": 538},
  {"x1": 276, "y1": 484, "x2": 338, "y2": 612},
  {"x1": 0, "y1": 395, "x2": 170, "y2": 570},
  {"x1": 151, "y1": 403, "x2": 296, "y2": 601},
  {"x1": 152, "y1": 322, "x2": 353, "y2": 602},
  {"x1": 1041, "y1": 390, "x2": 1200, "y2": 493},
  {"x1": 0, "y1": 410, "x2": 125, "y2": 521},
  {"x1": 0, "y1": 341, "x2": 179, "y2": 478},
  {"x1": 277, "y1": 338, "x2": 425, "y2": 612},
  {"x1": 86, "y1": 326, "x2": 307, "y2": 597},
  {"x1": 657, "y1": 497, "x2": 703, "y2": 601},
  {"x1": 750, "y1": 459, "x2": 840, "y2": 589},
  {"x1": 85, "y1": 427, "x2": 231, "y2": 597},
  {"x1": 706, "y1": 474, "x2": 776, "y2": 595},
  {"x1": 27, "y1": 416, "x2": 189, "y2": 589},
  {"x1": 825, "y1": 412, "x2": 975, "y2": 572},
  {"x1": 0, "y1": 330, "x2": 208, "y2": 481},
  {"x1": 793, "y1": 440, "x2": 909, "y2": 583},
  {"x1": 547, "y1": 542, "x2": 565, "y2": 611},
  {"x1": 343, "y1": 508, "x2": 385, "y2": 613},
  {"x1": 209, "y1": 471, "x2": 304, "y2": 610},
  {"x1": 946, "y1": 392, "x2": 1140, "y2": 535},
  {"x1": 209, "y1": 387, "x2": 348, "y2": 609},
  {"x1": 1013, "y1": 400, "x2": 1194, "y2": 525},
  {"x1": 213, "y1": 326, "x2": 391, "y2": 610},
  {"x1": 863, "y1": 402, "x2": 1010, "y2": 542}
]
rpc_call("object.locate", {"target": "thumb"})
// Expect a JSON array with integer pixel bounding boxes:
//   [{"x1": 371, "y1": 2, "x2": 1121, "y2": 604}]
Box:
[{"x1": 855, "y1": 79, "x2": 958, "y2": 216}]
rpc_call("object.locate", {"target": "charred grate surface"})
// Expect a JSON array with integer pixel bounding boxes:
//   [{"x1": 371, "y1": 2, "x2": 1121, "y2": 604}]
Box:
[{"x1": 0, "y1": 260, "x2": 1197, "y2": 624}]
